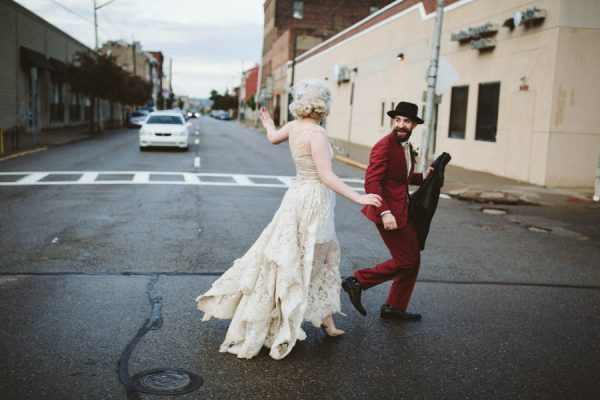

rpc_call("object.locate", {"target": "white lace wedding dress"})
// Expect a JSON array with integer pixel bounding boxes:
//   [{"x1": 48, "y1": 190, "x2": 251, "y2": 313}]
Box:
[{"x1": 195, "y1": 122, "x2": 342, "y2": 360}]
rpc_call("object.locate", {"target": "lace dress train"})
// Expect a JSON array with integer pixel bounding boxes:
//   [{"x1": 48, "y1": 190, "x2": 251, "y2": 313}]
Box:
[{"x1": 195, "y1": 122, "x2": 342, "y2": 360}]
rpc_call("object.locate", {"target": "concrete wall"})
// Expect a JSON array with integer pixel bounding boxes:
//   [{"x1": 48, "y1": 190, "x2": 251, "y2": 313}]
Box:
[{"x1": 545, "y1": 0, "x2": 600, "y2": 186}]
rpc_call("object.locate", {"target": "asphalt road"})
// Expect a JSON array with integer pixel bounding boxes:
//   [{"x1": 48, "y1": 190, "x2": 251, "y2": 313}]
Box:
[{"x1": 0, "y1": 117, "x2": 598, "y2": 399}]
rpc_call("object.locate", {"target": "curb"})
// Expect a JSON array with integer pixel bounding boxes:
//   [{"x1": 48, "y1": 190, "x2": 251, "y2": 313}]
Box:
[
  {"x1": 334, "y1": 155, "x2": 367, "y2": 170},
  {"x1": 0, "y1": 147, "x2": 48, "y2": 162}
]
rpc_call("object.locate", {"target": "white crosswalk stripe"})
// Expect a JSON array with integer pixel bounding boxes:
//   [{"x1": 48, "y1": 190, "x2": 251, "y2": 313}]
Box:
[{"x1": 0, "y1": 171, "x2": 366, "y2": 190}]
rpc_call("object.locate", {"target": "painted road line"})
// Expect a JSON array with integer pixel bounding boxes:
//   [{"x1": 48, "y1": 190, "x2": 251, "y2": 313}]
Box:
[
  {"x1": 183, "y1": 173, "x2": 199, "y2": 184},
  {"x1": 194, "y1": 157, "x2": 201, "y2": 168},
  {"x1": 78, "y1": 172, "x2": 99, "y2": 183},
  {"x1": 0, "y1": 172, "x2": 369, "y2": 194},
  {"x1": 133, "y1": 172, "x2": 149, "y2": 183},
  {"x1": 17, "y1": 172, "x2": 48, "y2": 184},
  {"x1": 232, "y1": 175, "x2": 253, "y2": 185}
]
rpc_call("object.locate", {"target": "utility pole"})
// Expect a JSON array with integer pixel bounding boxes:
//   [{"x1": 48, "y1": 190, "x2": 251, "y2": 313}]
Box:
[
  {"x1": 418, "y1": 0, "x2": 445, "y2": 171},
  {"x1": 93, "y1": 0, "x2": 117, "y2": 52},
  {"x1": 169, "y1": 58, "x2": 173, "y2": 93},
  {"x1": 132, "y1": 38, "x2": 137, "y2": 77},
  {"x1": 93, "y1": 0, "x2": 98, "y2": 51}
]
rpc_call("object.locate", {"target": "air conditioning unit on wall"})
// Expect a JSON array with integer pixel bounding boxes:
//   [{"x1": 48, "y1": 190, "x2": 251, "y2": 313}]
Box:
[{"x1": 333, "y1": 64, "x2": 351, "y2": 84}]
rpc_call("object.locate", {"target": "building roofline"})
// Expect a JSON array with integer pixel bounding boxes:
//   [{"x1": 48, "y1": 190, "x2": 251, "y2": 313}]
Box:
[
  {"x1": 7, "y1": 0, "x2": 92, "y2": 55},
  {"x1": 296, "y1": 0, "x2": 472, "y2": 64}
]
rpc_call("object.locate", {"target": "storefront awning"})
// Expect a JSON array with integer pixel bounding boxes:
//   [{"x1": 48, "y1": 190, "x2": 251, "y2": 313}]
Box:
[
  {"x1": 49, "y1": 57, "x2": 68, "y2": 75},
  {"x1": 20, "y1": 46, "x2": 54, "y2": 71}
]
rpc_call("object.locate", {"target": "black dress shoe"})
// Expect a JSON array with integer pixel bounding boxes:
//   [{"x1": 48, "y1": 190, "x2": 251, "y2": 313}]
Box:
[
  {"x1": 342, "y1": 276, "x2": 367, "y2": 316},
  {"x1": 380, "y1": 304, "x2": 421, "y2": 320}
]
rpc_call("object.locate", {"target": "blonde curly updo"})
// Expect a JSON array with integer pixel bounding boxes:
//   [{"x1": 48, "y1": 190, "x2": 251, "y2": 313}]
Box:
[{"x1": 288, "y1": 78, "x2": 331, "y2": 120}]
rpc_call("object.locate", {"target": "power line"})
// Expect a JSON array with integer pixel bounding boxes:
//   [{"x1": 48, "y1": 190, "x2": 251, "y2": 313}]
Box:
[{"x1": 48, "y1": 0, "x2": 93, "y2": 23}]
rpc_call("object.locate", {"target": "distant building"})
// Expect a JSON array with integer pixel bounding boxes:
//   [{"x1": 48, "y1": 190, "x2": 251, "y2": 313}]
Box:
[
  {"x1": 99, "y1": 41, "x2": 163, "y2": 108},
  {"x1": 239, "y1": 65, "x2": 259, "y2": 121},
  {"x1": 147, "y1": 51, "x2": 165, "y2": 108},
  {"x1": 294, "y1": 0, "x2": 600, "y2": 187},
  {"x1": 0, "y1": 0, "x2": 123, "y2": 140},
  {"x1": 260, "y1": 0, "x2": 395, "y2": 126}
]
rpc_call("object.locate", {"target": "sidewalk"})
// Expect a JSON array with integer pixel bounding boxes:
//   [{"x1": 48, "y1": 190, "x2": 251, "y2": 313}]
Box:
[
  {"x1": 0, "y1": 126, "x2": 99, "y2": 161},
  {"x1": 335, "y1": 154, "x2": 595, "y2": 207},
  {"x1": 240, "y1": 120, "x2": 596, "y2": 207}
]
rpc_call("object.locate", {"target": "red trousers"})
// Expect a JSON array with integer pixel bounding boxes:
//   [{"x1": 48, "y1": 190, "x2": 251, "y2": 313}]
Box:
[{"x1": 354, "y1": 220, "x2": 420, "y2": 311}]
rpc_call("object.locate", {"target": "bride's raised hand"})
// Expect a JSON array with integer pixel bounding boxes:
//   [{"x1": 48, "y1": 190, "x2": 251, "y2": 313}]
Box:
[
  {"x1": 357, "y1": 193, "x2": 382, "y2": 207},
  {"x1": 259, "y1": 107, "x2": 275, "y2": 130}
]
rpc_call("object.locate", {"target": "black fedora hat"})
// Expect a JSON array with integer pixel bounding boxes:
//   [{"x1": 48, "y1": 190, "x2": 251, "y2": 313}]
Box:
[{"x1": 387, "y1": 101, "x2": 424, "y2": 124}]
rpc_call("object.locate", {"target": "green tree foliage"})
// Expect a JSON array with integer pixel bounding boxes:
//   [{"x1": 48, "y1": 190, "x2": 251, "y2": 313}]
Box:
[
  {"x1": 246, "y1": 94, "x2": 256, "y2": 110},
  {"x1": 156, "y1": 91, "x2": 165, "y2": 110},
  {"x1": 66, "y1": 51, "x2": 152, "y2": 130},
  {"x1": 209, "y1": 89, "x2": 238, "y2": 110}
]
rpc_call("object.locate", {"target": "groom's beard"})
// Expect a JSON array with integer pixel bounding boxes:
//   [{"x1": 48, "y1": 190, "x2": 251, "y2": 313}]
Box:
[{"x1": 393, "y1": 127, "x2": 412, "y2": 143}]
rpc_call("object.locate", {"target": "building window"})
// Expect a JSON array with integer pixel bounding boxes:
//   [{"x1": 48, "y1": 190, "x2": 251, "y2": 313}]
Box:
[
  {"x1": 380, "y1": 102, "x2": 385, "y2": 127},
  {"x1": 69, "y1": 92, "x2": 81, "y2": 123},
  {"x1": 389, "y1": 102, "x2": 395, "y2": 127},
  {"x1": 475, "y1": 82, "x2": 500, "y2": 142},
  {"x1": 448, "y1": 85, "x2": 468, "y2": 139},
  {"x1": 293, "y1": 0, "x2": 303, "y2": 20},
  {"x1": 50, "y1": 79, "x2": 64, "y2": 123}
]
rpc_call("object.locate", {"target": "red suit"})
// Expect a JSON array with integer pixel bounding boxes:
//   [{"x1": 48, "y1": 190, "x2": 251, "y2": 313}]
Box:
[{"x1": 355, "y1": 132, "x2": 423, "y2": 311}]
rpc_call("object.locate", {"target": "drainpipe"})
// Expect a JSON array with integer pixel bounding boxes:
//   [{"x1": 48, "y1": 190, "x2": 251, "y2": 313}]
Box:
[
  {"x1": 419, "y1": 0, "x2": 445, "y2": 172},
  {"x1": 594, "y1": 145, "x2": 600, "y2": 202}
]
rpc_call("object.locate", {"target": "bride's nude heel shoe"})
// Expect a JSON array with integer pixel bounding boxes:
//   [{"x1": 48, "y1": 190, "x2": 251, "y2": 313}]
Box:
[
  {"x1": 321, "y1": 325, "x2": 345, "y2": 337},
  {"x1": 321, "y1": 316, "x2": 345, "y2": 337}
]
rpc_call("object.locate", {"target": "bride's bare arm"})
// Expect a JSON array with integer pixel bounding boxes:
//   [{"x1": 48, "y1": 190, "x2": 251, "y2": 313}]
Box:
[
  {"x1": 310, "y1": 131, "x2": 382, "y2": 207},
  {"x1": 259, "y1": 107, "x2": 289, "y2": 144}
]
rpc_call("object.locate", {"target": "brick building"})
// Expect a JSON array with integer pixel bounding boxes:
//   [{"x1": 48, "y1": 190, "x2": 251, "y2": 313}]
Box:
[
  {"x1": 239, "y1": 65, "x2": 259, "y2": 121},
  {"x1": 260, "y1": 0, "x2": 395, "y2": 126}
]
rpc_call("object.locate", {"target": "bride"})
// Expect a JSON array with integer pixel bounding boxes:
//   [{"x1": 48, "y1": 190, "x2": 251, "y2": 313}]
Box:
[{"x1": 195, "y1": 78, "x2": 381, "y2": 360}]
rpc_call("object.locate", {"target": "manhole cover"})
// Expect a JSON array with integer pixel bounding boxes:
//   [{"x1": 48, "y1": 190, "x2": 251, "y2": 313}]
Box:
[
  {"x1": 481, "y1": 208, "x2": 507, "y2": 215},
  {"x1": 132, "y1": 368, "x2": 203, "y2": 395},
  {"x1": 527, "y1": 226, "x2": 552, "y2": 233}
]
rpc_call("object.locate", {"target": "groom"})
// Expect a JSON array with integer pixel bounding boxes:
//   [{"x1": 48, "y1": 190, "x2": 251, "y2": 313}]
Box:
[{"x1": 343, "y1": 101, "x2": 431, "y2": 320}]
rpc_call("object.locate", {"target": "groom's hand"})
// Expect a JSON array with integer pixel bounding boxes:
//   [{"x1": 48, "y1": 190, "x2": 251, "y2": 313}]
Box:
[{"x1": 382, "y1": 213, "x2": 397, "y2": 230}]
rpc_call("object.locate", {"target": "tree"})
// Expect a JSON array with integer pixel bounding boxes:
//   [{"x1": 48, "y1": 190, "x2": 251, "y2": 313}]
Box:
[
  {"x1": 156, "y1": 92, "x2": 165, "y2": 110},
  {"x1": 209, "y1": 89, "x2": 238, "y2": 111},
  {"x1": 66, "y1": 51, "x2": 152, "y2": 131}
]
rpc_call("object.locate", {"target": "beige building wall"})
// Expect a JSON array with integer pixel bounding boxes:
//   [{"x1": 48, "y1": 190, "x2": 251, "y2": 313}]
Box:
[
  {"x1": 545, "y1": 0, "x2": 600, "y2": 186},
  {"x1": 294, "y1": 0, "x2": 600, "y2": 187}
]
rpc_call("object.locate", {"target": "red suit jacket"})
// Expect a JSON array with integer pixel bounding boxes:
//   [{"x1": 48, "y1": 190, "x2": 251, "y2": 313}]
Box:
[{"x1": 361, "y1": 132, "x2": 423, "y2": 227}]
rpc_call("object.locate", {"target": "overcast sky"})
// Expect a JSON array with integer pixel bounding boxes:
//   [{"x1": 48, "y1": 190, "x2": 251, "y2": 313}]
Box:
[{"x1": 15, "y1": 0, "x2": 265, "y2": 98}]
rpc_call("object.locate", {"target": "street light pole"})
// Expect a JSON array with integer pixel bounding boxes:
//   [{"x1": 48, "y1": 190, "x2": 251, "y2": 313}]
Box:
[
  {"x1": 418, "y1": 0, "x2": 445, "y2": 171},
  {"x1": 93, "y1": 0, "x2": 98, "y2": 51},
  {"x1": 93, "y1": 0, "x2": 118, "y2": 52}
]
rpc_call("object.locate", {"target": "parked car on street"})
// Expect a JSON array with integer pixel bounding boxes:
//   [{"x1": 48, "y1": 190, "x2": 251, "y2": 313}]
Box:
[
  {"x1": 139, "y1": 110, "x2": 189, "y2": 151},
  {"x1": 186, "y1": 111, "x2": 200, "y2": 118},
  {"x1": 128, "y1": 109, "x2": 150, "y2": 127},
  {"x1": 210, "y1": 110, "x2": 231, "y2": 120}
]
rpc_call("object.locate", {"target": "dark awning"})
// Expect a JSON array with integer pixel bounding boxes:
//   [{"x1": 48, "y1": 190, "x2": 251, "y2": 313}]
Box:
[
  {"x1": 49, "y1": 57, "x2": 68, "y2": 75},
  {"x1": 20, "y1": 46, "x2": 54, "y2": 71}
]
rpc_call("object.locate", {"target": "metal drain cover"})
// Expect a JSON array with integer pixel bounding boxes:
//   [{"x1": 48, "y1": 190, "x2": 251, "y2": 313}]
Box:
[{"x1": 132, "y1": 368, "x2": 203, "y2": 395}]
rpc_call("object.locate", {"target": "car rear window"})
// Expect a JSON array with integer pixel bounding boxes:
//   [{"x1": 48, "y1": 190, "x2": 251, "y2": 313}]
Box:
[
  {"x1": 132, "y1": 112, "x2": 146, "y2": 117},
  {"x1": 146, "y1": 115, "x2": 183, "y2": 125}
]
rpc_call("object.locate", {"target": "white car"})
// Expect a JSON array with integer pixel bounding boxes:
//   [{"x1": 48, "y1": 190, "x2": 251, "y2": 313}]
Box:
[
  {"x1": 139, "y1": 111, "x2": 189, "y2": 151},
  {"x1": 129, "y1": 109, "x2": 150, "y2": 127}
]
